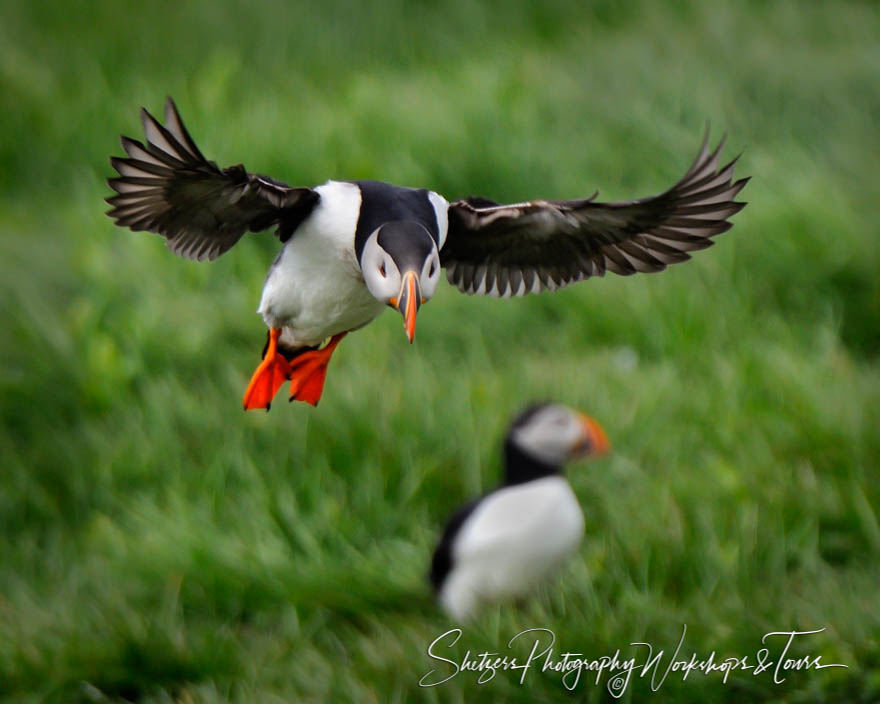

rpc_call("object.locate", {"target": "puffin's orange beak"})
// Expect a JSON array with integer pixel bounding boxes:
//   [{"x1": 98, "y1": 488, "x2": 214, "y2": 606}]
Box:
[
  {"x1": 575, "y1": 413, "x2": 610, "y2": 457},
  {"x1": 392, "y1": 271, "x2": 420, "y2": 343}
]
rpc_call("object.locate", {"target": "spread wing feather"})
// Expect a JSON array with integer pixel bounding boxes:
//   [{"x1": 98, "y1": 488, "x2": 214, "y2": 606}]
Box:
[
  {"x1": 106, "y1": 98, "x2": 319, "y2": 261},
  {"x1": 442, "y1": 132, "x2": 748, "y2": 297}
]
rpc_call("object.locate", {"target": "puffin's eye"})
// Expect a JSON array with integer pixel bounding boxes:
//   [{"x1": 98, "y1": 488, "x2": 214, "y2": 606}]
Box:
[
  {"x1": 379, "y1": 262, "x2": 386, "y2": 278},
  {"x1": 429, "y1": 261, "x2": 437, "y2": 277}
]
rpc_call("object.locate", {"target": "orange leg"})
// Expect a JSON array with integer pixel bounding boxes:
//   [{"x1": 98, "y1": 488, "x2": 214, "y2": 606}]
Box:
[
  {"x1": 287, "y1": 332, "x2": 347, "y2": 407},
  {"x1": 242, "y1": 328, "x2": 291, "y2": 411}
]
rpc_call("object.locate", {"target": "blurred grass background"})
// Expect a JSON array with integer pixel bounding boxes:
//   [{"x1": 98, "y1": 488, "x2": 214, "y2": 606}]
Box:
[{"x1": 1, "y1": 0, "x2": 879, "y2": 701}]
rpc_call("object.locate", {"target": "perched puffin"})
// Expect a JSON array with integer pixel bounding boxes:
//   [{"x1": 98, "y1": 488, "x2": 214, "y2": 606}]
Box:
[
  {"x1": 106, "y1": 98, "x2": 748, "y2": 408},
  {"x1": 429, "y1": 403, "x2": 609, "y2": 621}
]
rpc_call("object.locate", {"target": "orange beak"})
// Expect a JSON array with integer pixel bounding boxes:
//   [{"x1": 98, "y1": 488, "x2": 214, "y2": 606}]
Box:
[
  {"x1": 575, "y1": 413, "x2": 610, "y2": 457},
  {"x1": 393, "y1": 271, "x2": 420, "y2": 344}
]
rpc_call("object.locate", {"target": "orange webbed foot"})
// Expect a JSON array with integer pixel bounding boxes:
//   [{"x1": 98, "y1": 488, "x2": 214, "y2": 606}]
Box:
[
  {"x1": 242, "y1": 328, "x2": 291, "y2": 411},
  {"x1": 288, "y1": 332, "x2": 347, "y2": 407}
]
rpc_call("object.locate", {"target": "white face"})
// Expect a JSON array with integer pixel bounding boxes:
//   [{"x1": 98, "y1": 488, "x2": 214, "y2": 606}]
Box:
[
  {"x1": 509, "y1": 404, "x2": 592, "y2": 465},
  {"x1": 360, "y1": 229, "x2": 441, "y2": 304}
]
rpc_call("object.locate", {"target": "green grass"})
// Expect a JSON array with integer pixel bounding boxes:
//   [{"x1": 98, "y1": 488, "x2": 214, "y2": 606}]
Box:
[{"x1": 1, "y1": 0, "x2": 879, "y2": 701}]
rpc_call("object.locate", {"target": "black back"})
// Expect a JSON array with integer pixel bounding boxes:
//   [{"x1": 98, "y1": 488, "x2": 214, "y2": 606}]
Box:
[
  {"x1": 352, "y1": 180, "x2": 440, "y2": 261},
  {"x1": 429, "y1": 496, "x2": 481, "y2": 592}
]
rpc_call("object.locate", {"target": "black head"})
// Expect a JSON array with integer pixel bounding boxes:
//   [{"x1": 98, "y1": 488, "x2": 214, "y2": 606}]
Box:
[{"x1": 360, "y1": 221, "x2": 442, "y2": 343}]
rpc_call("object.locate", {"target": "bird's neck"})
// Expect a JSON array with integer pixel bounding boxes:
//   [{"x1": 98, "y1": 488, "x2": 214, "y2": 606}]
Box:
[{"x1": 502, "y1": 440, "x2": 561, "y2": 486}]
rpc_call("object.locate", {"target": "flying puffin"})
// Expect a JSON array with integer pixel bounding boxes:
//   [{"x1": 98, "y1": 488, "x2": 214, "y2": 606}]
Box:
[
  {"x1": 429, "y1": 403, "x2": 609, "y2": 621},
  {"x1": 106, "y1": 98, "x2": 748, "y2": 409}
]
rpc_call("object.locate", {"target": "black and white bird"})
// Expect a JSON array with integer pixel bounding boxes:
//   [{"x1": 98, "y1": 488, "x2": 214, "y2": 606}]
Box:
[
  {"x1": 429, "y1": 403, "x2": 609, "y2": 621},
  {"x1": 107, "y1": 98, "x2": 748, "y2": 408}
]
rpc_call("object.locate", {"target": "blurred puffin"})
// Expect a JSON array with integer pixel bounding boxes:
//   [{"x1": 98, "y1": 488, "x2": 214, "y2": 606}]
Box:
[
  {"x1": 429, "y1": 403, "x2": 609, "y2": 621},
  {"x1": 107, "y1": 98, "x2": 748, "y2": 408}
]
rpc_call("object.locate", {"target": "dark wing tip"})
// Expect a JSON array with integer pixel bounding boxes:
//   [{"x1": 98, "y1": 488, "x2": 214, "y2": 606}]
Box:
[
  {"x1": 711, "y1": 132, "x2": 727, "y2": 158},
  {"x1": 163, "y1": 96, "x2": 183, "y2": 130},
  {"x1": 138, "y1": 106, "x2": 153, "y2": 128},
  {"x1": 700, "y1": 121, "x2": 711, "y2": 150}
]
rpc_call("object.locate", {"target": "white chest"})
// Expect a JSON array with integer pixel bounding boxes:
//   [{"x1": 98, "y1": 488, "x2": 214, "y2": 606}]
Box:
[
  {"x1": 257, "y1": 181, "x2": 385, "y2": 346},
  {"x1": 440, "y1": 476, "x2": 584, "y2": 619}
]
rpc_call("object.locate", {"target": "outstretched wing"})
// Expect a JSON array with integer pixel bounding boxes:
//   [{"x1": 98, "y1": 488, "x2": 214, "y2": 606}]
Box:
[
  {"x1": 441, "y1": 132, "x2": 749, "y2": 297},
  {"x1": 106, "y1": 98, "x2": 319, "y2": 261}
]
